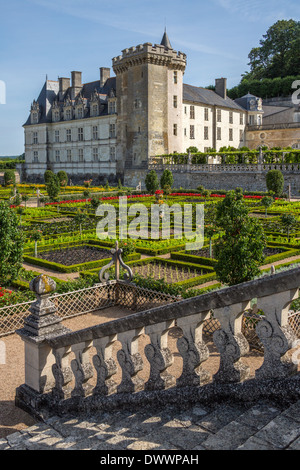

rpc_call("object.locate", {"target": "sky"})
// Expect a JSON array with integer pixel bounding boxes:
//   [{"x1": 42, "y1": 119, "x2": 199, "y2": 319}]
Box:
[{"x1": 0, "y1": 0, "x2": 299, "y2": 156}]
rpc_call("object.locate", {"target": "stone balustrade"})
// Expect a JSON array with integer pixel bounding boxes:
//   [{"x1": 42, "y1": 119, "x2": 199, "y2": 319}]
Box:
[{"x1": 15, "y1": 266, "x2": 300, "y2": 420}]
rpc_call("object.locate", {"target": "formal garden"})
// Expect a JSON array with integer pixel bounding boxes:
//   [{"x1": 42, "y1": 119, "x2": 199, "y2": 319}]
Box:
[{"x1": 1, "y1": 165, "x2": 300, "y2": 323}]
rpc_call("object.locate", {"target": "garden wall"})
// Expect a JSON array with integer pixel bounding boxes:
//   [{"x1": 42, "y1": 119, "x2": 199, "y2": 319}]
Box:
[{"x1": 124, "y1": 167, "x2": 300, "y2": 196}]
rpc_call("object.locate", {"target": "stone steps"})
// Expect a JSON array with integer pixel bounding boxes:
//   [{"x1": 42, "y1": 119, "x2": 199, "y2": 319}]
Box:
[{"x1": 1, "y1": 399, "x2": 300, "y2": 450}]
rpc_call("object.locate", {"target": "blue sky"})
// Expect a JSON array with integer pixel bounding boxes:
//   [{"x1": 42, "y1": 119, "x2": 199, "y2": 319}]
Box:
[{"x1": 0, "y1": 0, "x2": 299, "y2": 156}]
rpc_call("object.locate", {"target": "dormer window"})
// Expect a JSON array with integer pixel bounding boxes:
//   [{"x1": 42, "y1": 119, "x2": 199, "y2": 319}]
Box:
[
  {"x1": 92, "y1": 104, "x2": 98, "y2": 117},
  {"x1": 65, "y1": 108, "x2": 72, "y2": 120},
  {"x1": 53, "y1": 110, "x2": 60, "y2": 122},
  {"x1": 77, "y1": 107, "x2": 83, "y2": 119},
  {"x1": 32, "y1": 113, "x2": 38, "y2": 124}
]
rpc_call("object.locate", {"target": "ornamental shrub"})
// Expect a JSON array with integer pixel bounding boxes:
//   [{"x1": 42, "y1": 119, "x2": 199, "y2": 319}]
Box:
[
  {"x1": 145, "y1": 170, "x2": 159, "y2": 194},
  {"x1": 160, "y1": 169, "x2": 174, "y2": 191},
  {"x1": 44, "y1": 170, "x2": 54, "y2": 184},
  {"x1": 4, "y1": 169, "x2": 16, "y2": 186},
  {"x1": 266, "y1": 170, "x2": 284, "y2": 197}
]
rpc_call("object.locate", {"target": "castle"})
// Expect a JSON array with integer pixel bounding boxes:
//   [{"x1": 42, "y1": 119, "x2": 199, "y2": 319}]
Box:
[{"x1": 23, "y1": 30, "x2": 291, "y2": 186}]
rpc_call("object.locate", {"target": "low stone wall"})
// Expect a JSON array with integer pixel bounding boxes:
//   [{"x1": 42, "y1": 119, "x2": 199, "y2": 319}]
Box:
[{"x1": 124, "y1": 165, "x2": 300, "y2": 196}]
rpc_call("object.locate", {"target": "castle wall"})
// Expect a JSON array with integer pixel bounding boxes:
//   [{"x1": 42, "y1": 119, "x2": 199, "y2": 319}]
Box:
[{"x1": 124, "y1": 166, "x2": 300, "y2": 196}]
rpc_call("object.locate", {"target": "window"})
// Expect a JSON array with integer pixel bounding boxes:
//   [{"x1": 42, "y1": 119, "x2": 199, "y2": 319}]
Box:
[
  {"x1": 78, "y1": 128, "x2": 83, "y2": 141},
  {"x1": 173, "y1": 71, "x2": 178, "y2": 84},
  {"x1": 32, "y1": 113, "x2": 38, "y2": 124},
  {"x1": 249, "y1": 115, "x2": 254, "y2": 125},
  {"x1": 66, "y1": 109, "x2": 72, "y2": 120},
  {"x1": 190, "y1": 125, "x2": 195, "y2": 139},
  {"x1": 92, "y1": 104, "x2": 98, "y2": 117},
  {"x1": 54, "y1": 111, "x2": 60, "y2": 122},
  {"x1": 92, "y1": 126, "x2": 98, "y2": 140},
  {"x1": 33, "y1": 151, "x2": 38, "y2": 163},
  {"x1": 229, "y1": 128, "x2": 233, "y2": 141},
  {"x1": 204, "y1": 126, "x2": 209, "y2": 140},
  {"x1": 184, "y1": 106, "x2": 187, "y2": 114},
  {"x1": 93, "y1": 147, "x2": 99, "y2": 162},
  {"x1": 240, "y1": 129, "x2": 243, "y2": 141},
  {"x1": 173, "y1": 123, "x2": 177, "y2": 136},
  {"x1": 110, "y1": 147, "x2": 116, "y2": 161},
  {"x1": 229, "y1": 111, "x2": 233, "y2": 124},
  {"x1": 55, "y1": 150, "x2": 60, "y2": 162},
  {"x1": 217, "y1": 127, "x2": 221, "y2": 140},
  {"x1": 55, "y1": 130, "x2": 59, "y2": 143},
  {"x1": 78, "y1": 148, "x2": 84, "y2": 162},
  {"x1": 204, "y1": 108, "x2": 209, "y2": 121},
  {"x1": 109, "y1": 124, "x2": 116, "y2": 138},
  {"x1": 33, "y1": 132, "x2": 38, "y2": 144},
  {"x1": 217, "y1": 109, "x2": 221, "y2": 122},
  {"x1": 173, "y1": 95, "x2": 178, "y2": 108},
  {"x1": 77, "y1": 107, "x2": 83, "y2": 119},
  {"x1": 184, "y1": 128, "x2": 187, "y2": 136},
  {"x1": 109, "y1": 101, "x2": 116, "y2": 114},
  {"x1": 67, "y1": 149, "x2": 72, "y2": 162},
  {"x1": 66, "y1": 129, "x2": 71, "y2": 142},
  {"x1": 190, "y1": 106, "x2": 195, "y2": 119},
  {"x1": 240, "y1": 113, "x2": 243, "y2": 125}
]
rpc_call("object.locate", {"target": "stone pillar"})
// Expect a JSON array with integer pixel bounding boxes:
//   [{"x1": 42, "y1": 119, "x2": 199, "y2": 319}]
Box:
[{"x1": 16, "y1": 275, "x2": 70, "y2": 396}]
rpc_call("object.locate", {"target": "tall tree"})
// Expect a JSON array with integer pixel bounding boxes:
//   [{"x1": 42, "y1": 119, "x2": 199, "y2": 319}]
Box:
[
  {"x1": 0, "y1": 202, "x2": 25, "y2": 286},
  {"x1": 214, "y1": 189, "x2": 266, "y2": 286},
  {"x1": 244, "y1": 19, "x2": 300, "y2": 81}
]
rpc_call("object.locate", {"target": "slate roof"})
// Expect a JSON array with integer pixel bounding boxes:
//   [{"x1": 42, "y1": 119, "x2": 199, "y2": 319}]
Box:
[
  {"x1": 183, "y1": 83, "x2": 245, "y2": 111},
  {"x1": 24, "y1": 77, "x2": 116, "y2": 126},
  {"x1": 160, "y1": 30, "x2": 172, "y2": 49},
  {"x1": 262, "y1": 105, "x2": 291, "y2": 118}
]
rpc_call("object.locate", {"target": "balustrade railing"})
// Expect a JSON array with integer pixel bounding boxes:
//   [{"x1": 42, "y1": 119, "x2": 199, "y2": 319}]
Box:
[{"x1": 15, "y1": 262, "x2": 300, "y2": 419}]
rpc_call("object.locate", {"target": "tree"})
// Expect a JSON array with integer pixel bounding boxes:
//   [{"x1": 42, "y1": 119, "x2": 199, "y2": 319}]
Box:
[
  {"x1": 0, "y1": 202, "x2": 24, "y2": 286},
  {"x1": 160, "y1": 169, "x2": 174, "y2": 192},
  {"x1": 261, "y1": 196, "x2": 273, "y2": 216},
  {"x1": 30, "y1": 229, "x2": 42, "y2": 257},
  {"x1": 4, "y1": 170, "x2": 16, "y2": 186},
  {"x1": 74, "y1": 209, "x2": 89, "y2": 237},
  {"x1": 244, "y1": 20, "x2": 300, "y2": 81},
  {"x1": 21, "y1": 194, "x2": 30, "y2": 209},
  {"x1": 145, "y1": 170, "x2": 159, "y2": 194},
  {"x1": 266, "y1": 170, "x2": 284, "y2": 197},
  {"x1": 46, "y1": 174, "x2": 60, "y2": 201},
  {"x1": 44, "y1": 170, "x2": 54, "y2": 184},
  {"x1": 214, "y1": 189, "x2": 266, "y2": 286},
  {"x1": 57, "y1": 171, "x2": 68, "y2": 190},
  {"x1": 281, "y1": 213, "x2": 296, "y2": 240}
]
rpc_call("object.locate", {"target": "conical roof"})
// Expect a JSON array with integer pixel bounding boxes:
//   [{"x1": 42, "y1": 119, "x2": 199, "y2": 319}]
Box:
[{"x1": 160, "y1": 29, "x2": 172, "y2": 49}]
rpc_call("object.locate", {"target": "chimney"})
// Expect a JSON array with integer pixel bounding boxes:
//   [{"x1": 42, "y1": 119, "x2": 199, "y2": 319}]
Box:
[
  {"x1": 59, "y1": 77, "x2": 70, "y2": 94},
  {"x1": 100, "y1": 67, "x2": 110, "y2": 88},
  {"x1": 215, "y1": 78, "x2": 227, "y2": 99},
  {"x1": 71, "y1": 71, "x2": 82, "y2": 89}
]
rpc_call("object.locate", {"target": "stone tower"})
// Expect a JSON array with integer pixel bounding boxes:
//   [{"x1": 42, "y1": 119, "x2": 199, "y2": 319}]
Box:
[{"x1": 112, "y1": 31, "x2": 187, "y2": 180}]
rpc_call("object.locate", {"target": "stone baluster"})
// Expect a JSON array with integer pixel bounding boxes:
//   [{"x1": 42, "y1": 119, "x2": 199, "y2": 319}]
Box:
[
  {"x1": 52, "y1": 346, "x2": 73, "y2": 400},
  {"x1": 144, "y1": 320, "x2": 175, "y2": 391},
  {"x1": 71, "y1": 340, "x2": 94, "y2": 397},
  {"x1": 176, "y1": 311, "x2": 211, "y2": 387},
  {"x1": 255, "y1": 290, "x2": 299, "y2": 380},
  {"x1": 93, "y1": 335, "x2": 118, "y2": 396},
  {"x1": 117, "y1": 328, "x2": 144, "y2": 393},
  {"x1": 213, "y1": 301, "x2": 251, "y2": 383}
]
